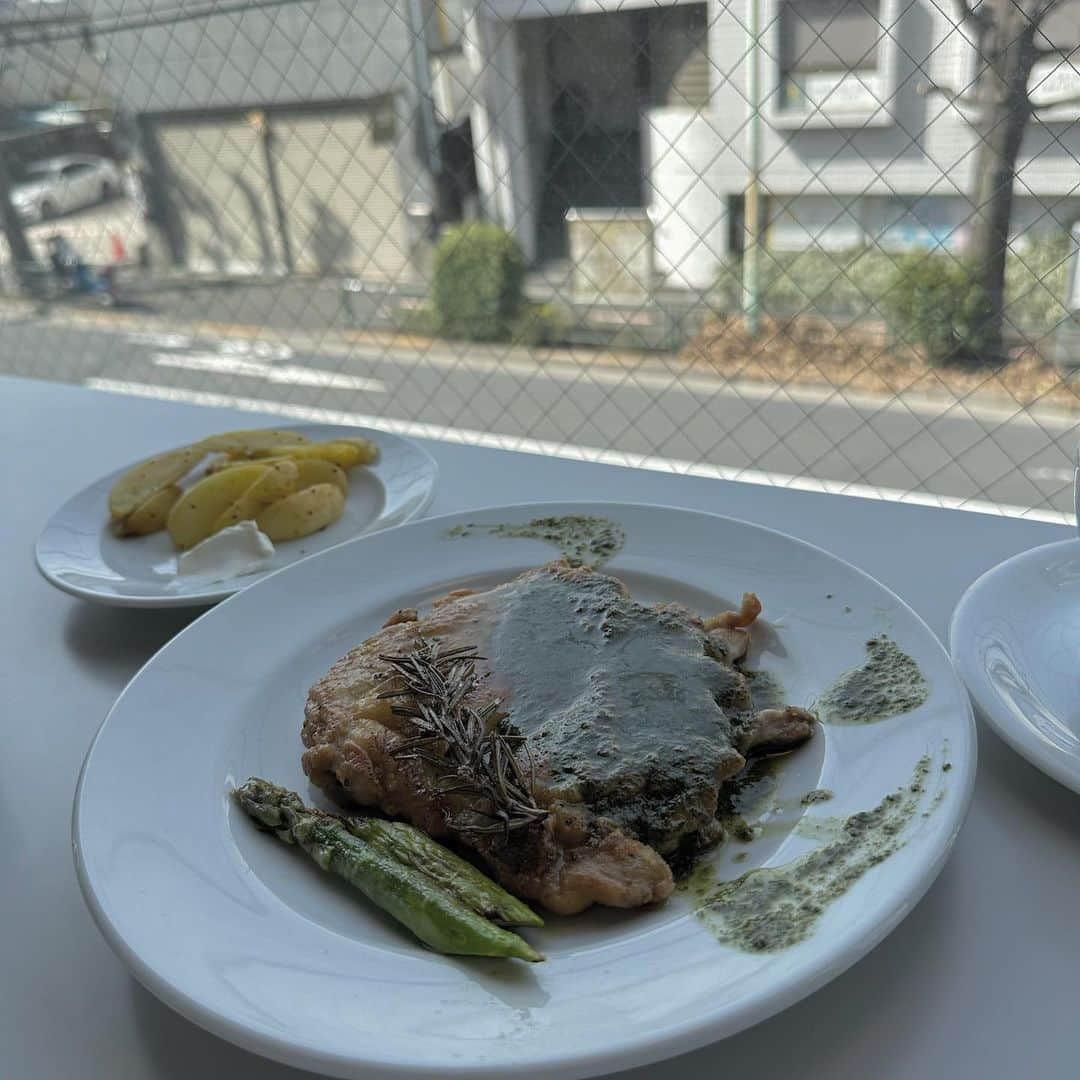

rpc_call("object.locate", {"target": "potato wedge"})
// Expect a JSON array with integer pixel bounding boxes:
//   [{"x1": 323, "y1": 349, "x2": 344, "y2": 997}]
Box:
[
  {"x1": 256, "y1": 483, "x2": 345, "y2": 542},
  {"x1": 213, "y1": 460, "x2": 300, "y2": 532},
  {"x1": 166, "y1": 464, "x2": 269, "y2": 550},
  {"x1": 116, "y1": 484, "x2": 182, "y2": 537},
  {"x1": 198, "y1": 428, "x2": 310, "y2": 456},
  {"x1": 108, "y1": 445, "x2": 204, "y2": 521},
  {"x1": 206, "y1": 453, "x2": 294, "y2": 474},
  {"x1": 293, "y1": 458, "x2": 348, "y2": 494},
  {"x1": 203, "y1": 454, "x2": 235, "y2": 475},
  {"x1": 251, "y1": 440, "x2": 371, "y2": 469},
  {"x1": 334, "y1": 436, "x2": 379, "y2": 466}
]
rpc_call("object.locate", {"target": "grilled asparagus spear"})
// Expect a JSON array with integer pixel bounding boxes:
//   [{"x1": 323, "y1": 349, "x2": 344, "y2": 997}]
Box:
[
  {"x1": 234, "y1": 779, "x2": 543, "y2": 961},
  {"x1": 341, "y1": 815, "x2": 543, "y2": 928}
]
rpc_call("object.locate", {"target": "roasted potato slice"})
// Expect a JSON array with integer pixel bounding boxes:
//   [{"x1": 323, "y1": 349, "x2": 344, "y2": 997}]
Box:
[
  {"x1": 256, "y1": 483, "x2": 345, "y2": 542},
  {"x1": 198, "y1": 428, "x2": 310, "y2": 456},
  {"x1": 293, "y1": 458, "x2": 348, "y2": 494},
  {"x1": 166, "y1": 464, "x2": 269, "y2": 550},
  {"x1": 206, "y1": 453, "x2": 295, "y2": 475},
  {"x1": 213, "y1": 460, "x2": 300, "y2": 532},
  {"x1": 334, "y1": 436, "x2": 379, "y2": 466},
  {"x1": 251, "y1": 440, "x2": 371, "y2": 469},
  {"x1": 203, "y1": 454, "x2": 235, "y2": 475},
  {"x1": 116, "y1": 484, "x2": 183, "y2": 537},
  {"x1": 108, "y1": 445, "x2": 204, "y2": 521}
]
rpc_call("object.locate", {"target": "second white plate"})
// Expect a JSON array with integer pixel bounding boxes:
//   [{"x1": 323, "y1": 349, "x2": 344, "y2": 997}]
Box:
[
  {"x1": 35, "y1": 422, "x2": 438, "y2": 607},
  {"x1": 950, "y1": 538, "x2": 1080, "y2": 794}
]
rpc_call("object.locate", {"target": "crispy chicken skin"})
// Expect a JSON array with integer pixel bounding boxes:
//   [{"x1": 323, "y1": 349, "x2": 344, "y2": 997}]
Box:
[{"x1": 302, "y1": 562, "x2": 813, "y2": 914}]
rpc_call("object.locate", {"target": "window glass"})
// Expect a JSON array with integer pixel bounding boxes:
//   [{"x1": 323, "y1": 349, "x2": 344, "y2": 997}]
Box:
[{"x1": 780, "y1": 0, "x2": 882, "y2": 74}]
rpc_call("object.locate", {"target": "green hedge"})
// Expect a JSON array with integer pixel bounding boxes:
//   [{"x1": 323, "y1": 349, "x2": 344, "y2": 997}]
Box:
[
  {"x1": 711, "y1": 236, "x2": 1074, "y2": 346},
  {"x1": 431, "y1": 223, "x2": 525, "y2": 342}
]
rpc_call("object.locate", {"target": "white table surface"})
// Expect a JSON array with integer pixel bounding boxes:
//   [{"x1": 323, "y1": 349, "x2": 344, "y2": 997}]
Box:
[{"x1": 5, "y1": 374, "x2": 1079, "y2": 1080}]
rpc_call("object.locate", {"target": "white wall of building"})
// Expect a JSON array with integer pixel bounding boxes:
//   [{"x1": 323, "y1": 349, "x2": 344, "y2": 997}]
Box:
[
  {"x1": 709, "y1": 0, "x2": 1080, "y2": 204},
  {"x1": 468, "y1": 0, "x2": 1080, "y2": 286},
  {"x1": 645, "y1": 107, "x2": 727, "y2": 288},
  {"x1": 463, "y1": 7, "x2": 538, "y2": 259}
]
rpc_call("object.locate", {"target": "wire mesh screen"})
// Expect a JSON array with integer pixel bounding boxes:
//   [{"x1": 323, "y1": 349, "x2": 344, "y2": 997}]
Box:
[{"x1": 1, "y1": 0, "x2": 1078, "y2": 520}]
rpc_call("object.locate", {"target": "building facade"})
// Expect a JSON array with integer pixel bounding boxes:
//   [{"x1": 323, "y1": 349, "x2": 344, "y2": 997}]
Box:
[
  {"x1": 466, "y1": 0, "x2": 1080, "y2": 292},
  {"x1": 2, "y1": 0, "x2": 473, "y2": 280}
]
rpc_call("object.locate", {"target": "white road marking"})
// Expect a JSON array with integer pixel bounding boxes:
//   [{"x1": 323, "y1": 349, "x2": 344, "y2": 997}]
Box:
[
  {"x1": 217, "y1": 339, "x2": 294, "y2": 361},
  {"x1": 83, "y1": 377, "x2": 1074, "y2": 525},
  {"x1": 150, "y1": 352, "x2": 385, "y2": 393},
  {"x1": 125, "y1": 331, "x2": 193, "y2": 349},
  {"x1": 1025, "y1": 465, "x2": 1074, "y2": 483}
]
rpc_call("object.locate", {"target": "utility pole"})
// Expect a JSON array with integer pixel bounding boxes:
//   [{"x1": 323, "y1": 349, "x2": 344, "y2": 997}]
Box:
[
  {"x1": 0, "y1": 145, "x2": 37, "y2": 293},
  {"x1": 742, "y1": 0, "x2": 762, "y2": 335}
]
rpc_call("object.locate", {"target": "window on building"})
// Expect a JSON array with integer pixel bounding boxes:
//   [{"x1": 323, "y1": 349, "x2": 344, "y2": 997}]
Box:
[
  {"x1": 778, "y1": 0, "x2": 884, "y2": 111},
  {"x1": 1029, "y1": 0, "x2": 1080, "y2": 109},
  {"x1": 652, "y1": 4, "x2": 710, "y2": 109}
]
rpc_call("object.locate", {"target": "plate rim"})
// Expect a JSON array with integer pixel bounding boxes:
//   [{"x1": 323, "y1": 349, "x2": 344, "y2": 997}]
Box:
[
  {"x1": 73, "y1": 499, "x2": 978, "y2": 1078},
  {"x1": 34, "y1": 422, "x2": 439, "y2": 608},
  {"x1": 949, "y1": 537, "x2": 1080, "y2": 796}
]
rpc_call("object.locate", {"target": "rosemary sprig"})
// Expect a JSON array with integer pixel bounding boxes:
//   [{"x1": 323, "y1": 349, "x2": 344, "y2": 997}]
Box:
[{"x1": 377, "y1": 636, "x2": 548, "y2": 841}]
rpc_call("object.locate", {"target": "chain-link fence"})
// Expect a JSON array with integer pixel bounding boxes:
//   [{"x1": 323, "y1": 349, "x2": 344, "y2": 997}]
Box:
[{"x1": 1, "y1": 0, "x2": 1078, "y2": 519}]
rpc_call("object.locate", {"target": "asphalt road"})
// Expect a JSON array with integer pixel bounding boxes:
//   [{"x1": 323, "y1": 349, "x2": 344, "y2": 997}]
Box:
[{"x1": 3, "y1": 313, "x2": 1076, "y2": 519}]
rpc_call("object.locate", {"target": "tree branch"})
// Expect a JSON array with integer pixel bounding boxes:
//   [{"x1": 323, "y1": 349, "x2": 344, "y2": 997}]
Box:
[
  {"x1": 953, "y1": 0, "x2": 990, "y2": 28},
  {"x1": 1030, "y1": 0, "x2": 1067, "y2": 25},
  {"x1": 918, "y1": 80, "x2": 981, "y2": 113},
  {"x1": 1032, "y1": 93, "x2": 1080, "y2": 112}
]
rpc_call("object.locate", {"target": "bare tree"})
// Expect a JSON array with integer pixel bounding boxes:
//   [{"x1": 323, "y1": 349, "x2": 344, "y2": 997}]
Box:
[
  {"x1": 0, "y1": 149, "x2": 37, "y2": 290},
  {"x1": 924, "y1": 0, "x2": 1076, "y2": 361}
]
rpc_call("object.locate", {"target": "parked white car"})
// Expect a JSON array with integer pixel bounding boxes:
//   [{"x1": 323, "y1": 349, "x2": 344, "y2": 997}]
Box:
[{"x1": 10, "y1": 154, "x2": 125, "y2": 222}]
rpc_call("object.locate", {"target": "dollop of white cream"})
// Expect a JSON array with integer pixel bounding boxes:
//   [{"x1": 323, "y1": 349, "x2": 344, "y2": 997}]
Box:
[{"x1": 175, "y1": 520, "x2": 275, "y2": 584}]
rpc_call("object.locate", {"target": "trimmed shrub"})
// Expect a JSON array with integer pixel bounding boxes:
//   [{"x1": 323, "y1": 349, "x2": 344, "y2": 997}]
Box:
[
  {"x1": 431, "y1": 223, "x2": 525, "y2": 342},
  {"x1": 883, "y1": 254, "x2": 995, "y2": 365},
  {"x1": 509, "y1": 302, "x2": 567, "y2": 346}
]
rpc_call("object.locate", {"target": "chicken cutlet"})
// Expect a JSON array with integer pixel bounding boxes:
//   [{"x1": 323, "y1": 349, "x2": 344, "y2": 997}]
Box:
[{"x1": 302, "y1": 561, "x2": 814, "y2": 915}]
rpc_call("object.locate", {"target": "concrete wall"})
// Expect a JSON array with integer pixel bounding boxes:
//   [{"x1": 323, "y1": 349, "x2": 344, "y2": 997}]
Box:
[
  {"x1": 66, "y1": 0, "x2": 437, "y2": 251},
  {"x1": 99, "y1": 0, "x2": 413, "y2": 114},
  {"x1": 464, "y1": 8, "x2": 537, "y2": 258},
  {"x1": 0, "y1": 39, "x2": 109, "y2": 109},
  {"x1": 645, "y1": 107, "x2": 727, "y2": 287}
]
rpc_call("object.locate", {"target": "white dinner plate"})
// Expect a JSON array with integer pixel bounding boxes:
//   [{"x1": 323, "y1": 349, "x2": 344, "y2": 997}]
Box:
[
  {"x1": 74, "y1": 502, "x2": 975, "y2": 1079},
  {"x1": 950, "y1": 538, "x2": 1080, "y2": 794},
  {"x1": 35, "y1": 423, "x2": 438, "y2": 607}
]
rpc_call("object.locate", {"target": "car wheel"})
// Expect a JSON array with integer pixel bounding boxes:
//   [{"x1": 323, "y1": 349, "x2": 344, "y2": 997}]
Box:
[
  {"x1": 101, "y1": 181, "x2": 115, "y2": 202},
  {"x1": 40, "y1": 198, "x2": 57, "y2": 219}
]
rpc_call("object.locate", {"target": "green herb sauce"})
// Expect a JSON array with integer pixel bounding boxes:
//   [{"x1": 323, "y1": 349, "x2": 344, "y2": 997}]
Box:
[
  {"x1": 683, "y1": 756, "x2": 934, "y2": 952},
  {"x1": 446, "y1": 515, "x2": 625, "y2": 567},
  {"x1": 485, "y1": 566, "x2": 751, "y2": 854},
  {"x1": 816, "y1": 636, "x2": 928, "y2": 724},
  {"x1": 714, "y1": 755, "x2": 784, "y2": 846},
  {"x1": 744, "y1": 668, "x2": 787, "y2": 713}
]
